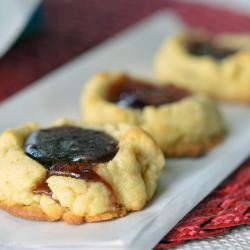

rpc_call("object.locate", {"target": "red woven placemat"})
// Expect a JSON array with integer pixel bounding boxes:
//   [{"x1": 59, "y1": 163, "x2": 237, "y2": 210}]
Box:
[
  {"x1": 1, "y1": 1, "x2": 250, "y2": 249},
  {"x1": 155, "y1": 159, "x2": 250, "y2": 249}
]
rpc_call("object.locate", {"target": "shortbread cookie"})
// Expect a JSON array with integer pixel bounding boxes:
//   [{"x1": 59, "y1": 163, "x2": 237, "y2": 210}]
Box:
[
  {"x1": 81, "y1": 72, "x2": 224, "y2": 156},
  {"x1": 0, "y1": 121, "x2": 164, "y2": 224},
  {"x1": 154, "y1": 31, "x2": 250, "y2": 102}
]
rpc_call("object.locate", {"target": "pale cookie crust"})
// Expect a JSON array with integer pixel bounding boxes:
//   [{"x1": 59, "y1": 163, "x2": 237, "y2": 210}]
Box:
[
  {"x1": 164, "y1": 133, "x2": 223, "y2": 157},
  {"x1": 154, "y1": 31, "x2": 250, "y2": 103},
  {"x1": 0, "y1": 200, "x2": 127, "y2": 224},
  {"x1": 81, "y1": 72, "x2": 224, "y2": 157},
  {"x1": 0, "y1": 122, "x2": 164, "y2": 224}
]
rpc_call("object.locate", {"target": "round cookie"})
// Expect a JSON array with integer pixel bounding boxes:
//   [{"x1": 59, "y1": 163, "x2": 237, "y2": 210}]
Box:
[
  {"x1": 0, "y1": 120, "x2": 164, "y2": 224},
  {"x1": 154, "y1": 31, "x2": 250, "y2": 103},
  {"x1": 81, "y1": 72, "x2": 224, "y2": 157}
]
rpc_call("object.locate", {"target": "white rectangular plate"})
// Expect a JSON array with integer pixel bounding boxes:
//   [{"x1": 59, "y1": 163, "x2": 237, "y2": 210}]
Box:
[{"x1": 1, "y1": 11, "x2": 250, "y2": 250}]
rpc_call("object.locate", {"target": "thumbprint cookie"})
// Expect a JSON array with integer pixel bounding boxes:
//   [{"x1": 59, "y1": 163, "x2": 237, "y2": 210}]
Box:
[
  {"x1": 0, "y1": 120, "x2": 164, "y2": 224},
  {"x1": 154, "y1": 31, "x2": 250, "y2": 102},
  {"x1": 81, "y1": 72, "x2": 224, "y2": 157}
]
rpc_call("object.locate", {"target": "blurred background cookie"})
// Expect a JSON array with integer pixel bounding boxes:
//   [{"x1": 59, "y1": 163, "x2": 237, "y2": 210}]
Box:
[
  {"x1": 154, "y1": 31, "x2": 250, "y2": 103},
  {"x1": 81, "y1": 72, "x2": 224, "y2": 157}
]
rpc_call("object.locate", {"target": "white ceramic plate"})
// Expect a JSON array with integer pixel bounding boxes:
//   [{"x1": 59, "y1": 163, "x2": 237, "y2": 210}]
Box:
[
  {"x1": 0, "y1": 11, "x2": 250, "y2": 250},
  {"x1": 0, "y1": 0, "x2": 42, "y2": 58}
]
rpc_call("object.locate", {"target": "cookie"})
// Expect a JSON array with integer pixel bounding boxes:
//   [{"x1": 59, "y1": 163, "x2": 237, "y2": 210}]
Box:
[
  {"x1": 81, "y1": 72, "x2": 224, "y2": 156},
  {"x1": 0, "y1": 121, "x2": 164, "y2": 224},
  {"x1": 154, "y1": 31, "x2": 250, "y2": 103}
]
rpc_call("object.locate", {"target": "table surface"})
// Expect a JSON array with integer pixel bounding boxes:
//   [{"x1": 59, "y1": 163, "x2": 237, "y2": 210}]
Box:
[
  {"x1": 176, "y1": 225, "x2": 250, "y2": 250},
  {"x1": 1, "y1": 1, "x2": 250, "y2": 249}
]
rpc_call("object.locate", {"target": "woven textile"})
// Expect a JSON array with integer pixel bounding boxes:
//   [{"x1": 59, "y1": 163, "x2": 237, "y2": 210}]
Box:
[
  {"x1": 176, "y1": 226, "x2": 250, "y2": 250},
  {"x1": 155, "y1": 160, "x2": 250, "y2": 249}
]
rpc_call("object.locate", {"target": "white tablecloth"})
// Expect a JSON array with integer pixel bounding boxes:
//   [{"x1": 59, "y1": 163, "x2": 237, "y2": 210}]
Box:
[{"x1": 176, "y1": 226, "x2": 250, "y2": 250}]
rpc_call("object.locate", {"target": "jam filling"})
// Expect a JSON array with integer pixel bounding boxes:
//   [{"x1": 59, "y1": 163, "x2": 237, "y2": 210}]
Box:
[
  {"x1": 186, "y1": 40, "x2": 237, "y2": 60},
  {"x1": 107, "y1": 76, "x2": 191, "y2": 109},
  {"x1": 24, "y1": 126, "x2": 118, "y2": 199}
]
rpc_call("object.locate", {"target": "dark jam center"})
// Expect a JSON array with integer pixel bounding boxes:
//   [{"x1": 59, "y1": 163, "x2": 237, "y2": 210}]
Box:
[
  {"x1": 187, "y1": 40, "x2": 237, "y2": 60},
  {"x1": 24, "y1": 126, "x2": 118, "y2": 196},
  {"x1": 107, "y1": 76, "x2": 191, "y2": 109}
]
